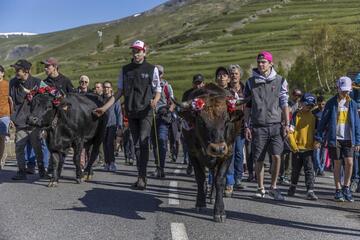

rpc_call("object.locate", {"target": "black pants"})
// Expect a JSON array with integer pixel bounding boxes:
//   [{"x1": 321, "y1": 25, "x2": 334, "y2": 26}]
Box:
[
  {"x1": 123, "y1": 128, "x2": 135, "y2": 160},
  {"x1": 291, "y1": 150, "x2": 315, "y2": 191},
  {"x1": 128, "y1": 112, "x2": 153, "y2": 178},
  {"x1": 103, "y1": 126, "x2": 117, "y2": 164}
]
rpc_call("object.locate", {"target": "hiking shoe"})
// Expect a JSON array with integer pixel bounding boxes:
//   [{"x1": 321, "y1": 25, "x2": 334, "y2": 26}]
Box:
[
  {"x1": 26, "y1": 166, "x2": 35, "y2": 174},
  {"x1": 234, "y1": 179, "x2": 246, "y2": 190},
  {"x1": 334, "y1": 189, "x2": 345, "y2": 202},
  {"x1": 287, "y1": 185, "x2": 296, "y2": 197},
  {"x1": 342, "y1": 186, "x2": 354, "y2": 202},
  {"x1": 224, "y1": 185, "x2": 233, "y2": 198},
  {"x1": 186, "y1": 165, "x2": 193, "y2": 176},
  {"x1": 103, "y1": 164, "x2": 110, "y2": 171},
  {"x1": 279, "y1": 177, "x2": 290, "y2": 186},
  {"x1": 109, "y1": 162, "x2": 117, "y2": 172},
  {"x1": 12, "y1": 171, "x2": 27, "y2": 180},
  {"x1": 269, "y1": 188, "x2": 285, "y2": 201},
  {"x1": 350, "y1": 180, "x2": 358, "y2": 193},
  {"x1": 128, "y1": 158, "x2": 134, "y2": 165},
  {"x1": 254, "y1": 188, "x2": 266, "y2": 198},
  {"x1": 133, "y1": 177, "x2": 147, "y2": 190},
  {"x1": 306, "y1": 190, "x2": 318, "y2": 201},
  {"x1": 0, "y1": 153, "x2": 7, "y2": 170},
  {"x1": 246, "y1": 174, "x2": 255, "y2": 182}
]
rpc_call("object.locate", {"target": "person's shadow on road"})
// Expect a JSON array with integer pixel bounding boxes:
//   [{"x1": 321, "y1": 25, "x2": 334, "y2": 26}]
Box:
[{"x1": 62, "y1": 188, "x2": 163, "y2": 220}]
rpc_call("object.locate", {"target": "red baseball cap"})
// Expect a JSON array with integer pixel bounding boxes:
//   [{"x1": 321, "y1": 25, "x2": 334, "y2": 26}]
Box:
[
  {"x1": 41, "y1": 57, "x2": 59, "y2": 66},
  {"x1": 130, "y1": 40, "x2": 146, "y2": 51}
]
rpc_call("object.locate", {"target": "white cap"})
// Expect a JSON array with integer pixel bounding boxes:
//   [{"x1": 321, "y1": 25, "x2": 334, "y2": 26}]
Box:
[
  {"x1": 130, "y1": 40, "x2": 146, "y2": 51},
  {"x1": 337, "y1": 76, "x2": 352, "y2": 92}
]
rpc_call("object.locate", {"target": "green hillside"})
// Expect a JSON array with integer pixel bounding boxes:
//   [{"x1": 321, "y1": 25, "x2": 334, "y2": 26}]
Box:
[{"x1": 1, "y1": 0, "x2": 360, "y2": 97}]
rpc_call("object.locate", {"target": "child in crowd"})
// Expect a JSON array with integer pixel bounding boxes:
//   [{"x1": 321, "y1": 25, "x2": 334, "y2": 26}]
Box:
[{"x1": 288, "y1": 93, "x2": 318, "y2": 200}]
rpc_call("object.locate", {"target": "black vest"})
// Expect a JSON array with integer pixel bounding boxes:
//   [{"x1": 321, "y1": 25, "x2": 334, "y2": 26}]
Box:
[{"x1": 122, "y1": 60, "x2": 155, "y2": 118}]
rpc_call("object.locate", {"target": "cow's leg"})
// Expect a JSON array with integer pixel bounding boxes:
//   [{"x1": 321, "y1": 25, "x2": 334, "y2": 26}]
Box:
[
  {"x1": 214, "y1": 158, "x2": 232, "y2": 223},
  {"x1": 208, "y1": 168, "x2": 216, "y2": 204},
  {"x1": 48, "y1": 152, "x2": 60, "y2": 187},
  {"x1": 191, "y1": 156, "x2": 207, "y2": 211},
  {"x1": 84, "y1": 146, "x2": 97, "y2": 181},
  {"x1": 72, "y1": 142, "x2": 83, "y2": 183}
]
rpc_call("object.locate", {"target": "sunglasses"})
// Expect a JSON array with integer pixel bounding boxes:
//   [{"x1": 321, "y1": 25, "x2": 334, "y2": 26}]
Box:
[{"x1": 80, "y1": 81, "x2": 89, "y2": 84}]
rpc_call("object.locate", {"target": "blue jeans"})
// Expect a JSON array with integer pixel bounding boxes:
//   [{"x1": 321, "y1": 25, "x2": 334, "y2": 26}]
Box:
[
  {"x1": 313, "y1": 146, "x2": 326, "y2": 174},
  {"x1": 25, "y1": 139, "x2": 49, "y2": 168},
  {"x1": 152, "y1": 118, "x2": 170, "y2": 170}
]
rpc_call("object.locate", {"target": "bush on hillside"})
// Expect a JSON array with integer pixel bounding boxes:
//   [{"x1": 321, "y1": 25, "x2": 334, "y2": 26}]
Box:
[{"x1": 288, "y1": 25, "x2": 360, "y2": 93}]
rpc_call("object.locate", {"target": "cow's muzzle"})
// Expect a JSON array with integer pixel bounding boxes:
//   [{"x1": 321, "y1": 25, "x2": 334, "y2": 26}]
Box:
[{"x1": 206, "y1": 142, "x2": 228, "y2": 157}]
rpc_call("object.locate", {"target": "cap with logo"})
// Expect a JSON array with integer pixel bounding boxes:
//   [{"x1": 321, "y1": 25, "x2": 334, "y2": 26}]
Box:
[
  {"x1": 130, "y1": 40, "x2": 146, "y2": 51},
  {"x1": 10, "y1": 59, "x2": 32, "y2": 70},
  {"x1": 300, "y1": 93, "x2": 316, "y2": 106},
  {"x1": 257, "y1": 51, "x2": 273, "y2": 62},
  {"x1": 337, "y1": 76, "x2": 352, "y2": 92},
  {"x1": 193, "y1": 74, "x2": 204, "y2": 84}
]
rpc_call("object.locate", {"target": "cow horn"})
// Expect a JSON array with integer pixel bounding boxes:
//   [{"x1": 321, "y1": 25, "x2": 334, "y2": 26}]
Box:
[{"x1": 171, "y1": 97, "x2": 191, "y2": 109}]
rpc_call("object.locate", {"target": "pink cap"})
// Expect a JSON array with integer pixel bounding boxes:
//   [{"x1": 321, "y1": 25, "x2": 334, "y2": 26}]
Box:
[
  {"x1": 257, "y1": 51, "x2": 273, "y2": 62},
  {"x1": 130, "y1": 40, "x2": 146, "y2": 51}
]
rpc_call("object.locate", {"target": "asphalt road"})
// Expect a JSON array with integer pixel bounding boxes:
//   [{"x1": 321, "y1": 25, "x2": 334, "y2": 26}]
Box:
[{"x1": 0, "y1": 152, "x2": 359, "y2": 240}]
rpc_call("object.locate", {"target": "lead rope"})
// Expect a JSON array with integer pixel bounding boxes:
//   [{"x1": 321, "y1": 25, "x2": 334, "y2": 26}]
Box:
[{"x1": 152, "y1": 109, "x2": 160, "y2": 169}]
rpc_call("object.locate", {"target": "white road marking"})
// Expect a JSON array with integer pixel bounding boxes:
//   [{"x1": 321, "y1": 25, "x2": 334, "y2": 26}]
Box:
[
  {"x1": 174, "y1": 169, "x2": 181, "y2": 174},
  {"x1": 171, "y1": 223, "x2": 189, "y2": 240},
  {"x1": 169, "y1": 181, "x2": 179, "y2": 205}
]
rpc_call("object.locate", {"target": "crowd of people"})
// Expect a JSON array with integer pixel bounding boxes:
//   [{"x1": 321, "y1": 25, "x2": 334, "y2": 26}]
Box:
[{"x1": 0, "y1": 39, "x2": 360, "y2": 202}]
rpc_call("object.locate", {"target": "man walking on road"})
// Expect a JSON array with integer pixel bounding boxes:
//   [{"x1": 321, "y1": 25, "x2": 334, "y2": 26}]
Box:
[
  {"x1": 9, "y1": 60, "x2": 46, "y2": 180},
  {"x1": 94, "y1": 40, "x2": 161, "y2": 190},
  {"x1": 243, "y1": 51, "x2": 290, "y2": 200}
]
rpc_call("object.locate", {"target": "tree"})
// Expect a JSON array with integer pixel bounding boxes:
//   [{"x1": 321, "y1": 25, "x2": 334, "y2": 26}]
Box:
[
  {"x1": 114, "y1": 35, "x2": 121, "y2": 47},
  {"x1": 288, "y1": 24, "x2": 360, "y2": 93}
]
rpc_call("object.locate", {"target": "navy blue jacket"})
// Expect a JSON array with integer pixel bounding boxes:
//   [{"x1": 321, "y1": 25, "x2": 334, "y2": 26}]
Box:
[{"x1": 315, "y1": 95, "x2": 360, "y2": 146}]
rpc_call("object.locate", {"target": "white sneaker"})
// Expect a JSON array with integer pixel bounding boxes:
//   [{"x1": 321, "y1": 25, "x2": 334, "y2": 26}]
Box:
[{"x1": 109, "y1": 162, "x2": 117, "y2": 172}]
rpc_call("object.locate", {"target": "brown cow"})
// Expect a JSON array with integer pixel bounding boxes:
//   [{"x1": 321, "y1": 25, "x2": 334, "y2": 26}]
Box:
[{"x1": 175, "y1": 83, "x2": 247, "y2": 222}]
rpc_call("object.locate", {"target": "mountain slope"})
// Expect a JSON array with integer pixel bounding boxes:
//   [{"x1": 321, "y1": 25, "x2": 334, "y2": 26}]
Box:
[{"x1": 1, "y1": 0, "x2": 360, "y2": 96}]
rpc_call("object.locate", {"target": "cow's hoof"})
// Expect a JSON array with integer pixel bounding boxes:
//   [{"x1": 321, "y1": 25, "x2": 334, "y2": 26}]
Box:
[
  {"x1": 195, "y1": 206, "x2": 206, "y2": 213},
  {"x1": 76, "y1": 178, "x2": 83, "y2": 184},
  {"x1": 209, "y1": 198, "x2": 215, "y2": 204},
  {"x1": 48, "y1": 181, "x2": 58, "y2": 188},
  {"x1": 214, "y1": 214, "x2": 226, "y2": 223}
]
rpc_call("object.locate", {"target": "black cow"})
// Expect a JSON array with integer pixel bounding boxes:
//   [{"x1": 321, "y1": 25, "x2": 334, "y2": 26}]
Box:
[
  {"x1": 27, "y1": 89, "x2": 105, "y2": 187},
  {"x1": 175, "y1": 83, "x2": 246, "y2": 222}
]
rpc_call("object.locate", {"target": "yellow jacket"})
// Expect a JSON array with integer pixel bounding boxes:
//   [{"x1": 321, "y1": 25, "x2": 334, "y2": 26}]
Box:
[{"x1": 288, "y1": 110, "x2": 317, "y2": 152}]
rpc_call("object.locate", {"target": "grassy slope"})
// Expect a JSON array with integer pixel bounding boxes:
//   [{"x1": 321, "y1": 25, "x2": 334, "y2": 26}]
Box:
[{"x1": 1, "y1": 0, "x2": 360, "y2": 97}]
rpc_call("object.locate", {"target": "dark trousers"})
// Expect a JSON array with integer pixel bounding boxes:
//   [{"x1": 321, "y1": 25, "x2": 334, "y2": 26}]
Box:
[
  {"x1": 128, "y1": 113, "x2": 153, "y2": 178},
  {"x1": 245, "y1": 140, "x2": 253, "y2": 175},
  {"x1": 291, "y1": 150, "x2": 315, "y2": 191},
  {"x1": 123, "y1": 128, "x2": 135, "y2": 160},
  {"x1": 152, "y1": 118, "x2": 170, "y2": 170},
  {"x1": 103, "y1": 126, "x2": 117, "y2": 164}
]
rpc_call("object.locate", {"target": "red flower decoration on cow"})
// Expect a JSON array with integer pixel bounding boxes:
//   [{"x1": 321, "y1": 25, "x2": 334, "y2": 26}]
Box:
[
  {"x1": 191, "y1": 98, "x2": 206, "y2": 111},
  {"x1": 226, "y1": 97, "x2": 237, "y2": 113}
]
